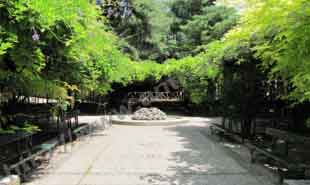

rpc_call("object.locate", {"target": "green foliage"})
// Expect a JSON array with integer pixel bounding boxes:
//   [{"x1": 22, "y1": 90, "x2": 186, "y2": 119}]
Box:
[
  {"x1": 100, "y1": 0, "x2": 237, "y2": 61},
  {"x1": 179, "y1": 5, "x2": 238, "y2": 54},
  {"x1": 0, "y1": 0, "x2": 145, "y2": 102},
  {"x1": 1, "y1": 0, "x2": 309, "y2": 127},
  {"x1": 306, "y1": 118, "x2": 310, "y2": 128},
  {"x1": 0, "y1": 121, "x2": 40, "y2": 134},
  {"x1": 167, "y1": 1, "x2": 238, "y2": 58},
  {"x1": 100, "y1": 0, "x2": 174, "y2": 61},
  {"x1": 0, "y1": 0, "x2": 222, "y2": 132},
  {"x1": 222, "y1": 0, "x2": 310, "y2": 103},
  {"x1": 164, "y1": 42, "x2": 222, "y2": 103}
]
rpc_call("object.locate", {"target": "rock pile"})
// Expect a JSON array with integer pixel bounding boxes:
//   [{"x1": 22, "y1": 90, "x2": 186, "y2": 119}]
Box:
[{"x1": 132, "y1": 107, "x2": 167, "y2": 120}]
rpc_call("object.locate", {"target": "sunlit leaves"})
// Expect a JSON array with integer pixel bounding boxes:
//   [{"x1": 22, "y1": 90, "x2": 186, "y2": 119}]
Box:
[{"x1": 237, "y1": 0, "x2": 310, "y2": 103}]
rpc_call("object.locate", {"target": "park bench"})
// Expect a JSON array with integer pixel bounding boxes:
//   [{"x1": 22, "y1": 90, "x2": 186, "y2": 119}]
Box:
[
  {"x1": 210, "y1": 123, "x2": 232, "y2": 141},
  {"x1": 210, "y1": 123, "x2": 246, "y2": 143},
  {"x1": 2, "y1": 138, "x2": 58, "y2": 180},
  {"x1": 284, "y1": 179, "x2": 310, "y2": 185},
  {"x1": 247, "y1": 127, "x2": 310, "y2": 184},
  {"x1": 210, "y1": 120, "x2": 245, "y2": 143},
  {"x1": 59, "y1": 110, "x2": 80, "y2": 130},
  {"x1": 0, "y1": 132, "x2": 35, "y2": 164},
  {"x1": 72, "y1": 124, "x2": 91, "y2": 139}
]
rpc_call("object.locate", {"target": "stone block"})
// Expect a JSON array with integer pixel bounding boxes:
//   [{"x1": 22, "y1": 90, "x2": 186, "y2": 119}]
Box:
[{"x1": 0, "y1": 175, "x2": 20, "y2": 185}]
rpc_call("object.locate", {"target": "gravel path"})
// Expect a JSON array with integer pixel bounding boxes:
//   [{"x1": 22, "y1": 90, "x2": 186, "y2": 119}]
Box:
[{"x1": 25, "y1": 116, "x2": 275, "y2": 185}]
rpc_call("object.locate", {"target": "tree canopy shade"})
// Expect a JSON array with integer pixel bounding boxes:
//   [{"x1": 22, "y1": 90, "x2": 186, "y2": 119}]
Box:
[
  {"x1": 1, "y1": 0, "x2": 310, "y2": 130},
  {"x1": 0, "y1": 0, "x2": 218, "y2": 105},
  {"x1": 1, "y1": 0, "x2": 310, "y2": 104},
  {"x1": 0, "y1": 1, "x2": 143, "y2": 97}
]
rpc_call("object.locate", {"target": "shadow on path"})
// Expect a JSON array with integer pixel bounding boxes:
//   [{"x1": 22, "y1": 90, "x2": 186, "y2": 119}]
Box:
[{"x1": 140, "y1": 117, "x2": 274, "y2": 185}]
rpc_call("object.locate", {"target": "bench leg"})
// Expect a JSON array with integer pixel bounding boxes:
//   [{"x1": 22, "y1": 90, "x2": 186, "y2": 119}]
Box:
[
  {"x1": 26, "y1": 151, "x2": 39, "y2": 168},
  {"x1": 219, "y1": 132, "x2": 225, "y2": 142},
  {"x1": 277, "y1": 169, "x2": 285, "y2": 185},
  {"x1": 219, "y1": 135, "x2": 223, "y2": 142},
  {"x1": 46, "y1": 148, "x2": 55, "y2": 163},
  {"x1": 3, "y1": 164, "x2": 11, "y2": 176},
  {"x1": 241, "y1": 136, "x2": 245, "y2": 144},
  {"x1": 13, "y1": 166, "x2": 26, "y2": 181},
  {"x1": 210, "y1": 127, "x2": 214, "y2": 135},
  {"x1": 250, "y1": 149, "x2": 256, "y2": 163},
  {"x1": 22, "y1": 162, "x2": 31, "y2": 175}
]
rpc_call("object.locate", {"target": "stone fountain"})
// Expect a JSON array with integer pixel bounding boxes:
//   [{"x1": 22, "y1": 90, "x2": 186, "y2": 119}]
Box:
[
  {"x1": 132, "y1": 107, "x2": 167, "y2": 120},
  {"x1": 111, "y1": 107, "x2": 188, "y2": 126}
]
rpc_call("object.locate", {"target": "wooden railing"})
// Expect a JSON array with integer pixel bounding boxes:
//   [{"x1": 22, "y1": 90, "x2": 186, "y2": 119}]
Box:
[{"x1": 128, "y1": 91, "x2": 184, "y2": 104}]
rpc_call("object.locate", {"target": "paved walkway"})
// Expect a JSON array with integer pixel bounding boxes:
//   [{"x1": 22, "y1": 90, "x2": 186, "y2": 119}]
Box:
[{"x1": 26, "y1": 116, "x2": 275, "y2": 185}]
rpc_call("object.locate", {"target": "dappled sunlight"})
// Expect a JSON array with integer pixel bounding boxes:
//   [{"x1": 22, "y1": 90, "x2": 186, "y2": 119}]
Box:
[
  {"x1": 223, "y1": 143, "x2": 241, "y2": 149},
  {"x1": 137, "y1": 118, "x2": 263, "y2": 185}
]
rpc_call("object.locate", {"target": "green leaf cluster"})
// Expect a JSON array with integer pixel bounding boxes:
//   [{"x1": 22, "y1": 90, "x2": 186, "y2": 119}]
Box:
[{"x1": 222, "y1": 0, "x2": 310, "y2": 103}]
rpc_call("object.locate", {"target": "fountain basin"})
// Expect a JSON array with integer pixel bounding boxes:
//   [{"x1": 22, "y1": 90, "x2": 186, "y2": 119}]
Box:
[{"x1": 111, "y1": 115, "x2": 189, "y2": 126}]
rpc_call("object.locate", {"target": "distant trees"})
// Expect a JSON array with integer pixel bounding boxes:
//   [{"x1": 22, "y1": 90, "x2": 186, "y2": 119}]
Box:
[
  {"x1": 168, "y1": 3, "x2": 238, "y2": 57},
  {"x1": 99, "y1": 0, "x2": 174, "y2": 61},
  {"x1": 99, "y1": 0, "x2": 237, "y2": 61}
]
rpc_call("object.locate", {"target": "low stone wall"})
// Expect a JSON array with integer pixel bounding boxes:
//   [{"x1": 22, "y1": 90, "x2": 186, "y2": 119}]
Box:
[{"x1": 0, "y1": 176, "x2": 20, "y2": 185}]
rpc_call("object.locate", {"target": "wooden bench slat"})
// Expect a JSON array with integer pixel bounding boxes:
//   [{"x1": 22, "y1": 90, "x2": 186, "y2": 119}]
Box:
[
  {"x1": 73, "y1": 125, "x2": 89, "y2": 135},
  {"x1": 266, "y1": 128, "x2": 310, "y2": 143},
  {"x1": 8, "y1": 139, "x2": 58, "y2": 170},
  {"x1": 248, "y1": 127, "x2": 310, "y2": 184},
  {"x1": 210, "y1": 124, "x2": 226, "y2": 132},
  {"x1": 246, "y1": 143, "x2": 295, "y2": 168}
]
